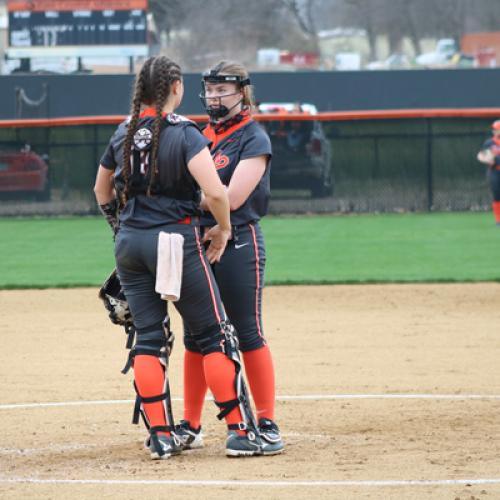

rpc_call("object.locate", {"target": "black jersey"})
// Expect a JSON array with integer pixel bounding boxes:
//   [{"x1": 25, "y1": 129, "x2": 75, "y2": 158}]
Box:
[
  {"x1": 481, "y1": 138, "x2": 500, "y2": 169},
  {"x1": 201, "y1": 116, "x2": 272, "y2": 226},
  {"x1": 100, "y1": 111, "x2": 209, "y2": 228}
]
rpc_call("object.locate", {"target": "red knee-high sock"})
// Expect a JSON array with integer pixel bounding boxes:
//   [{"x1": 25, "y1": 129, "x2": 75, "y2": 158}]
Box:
[
  {"x1": 183, "y1": 350, "x2": 207, "y2": 429},
  {"x1": 492, "y1": 201, "x2": 500, "y2": 223},
  {"x1": 133, "y1": 355, "x2": 169, "y2": 436},
  {"x1": 203, "y1": 352, "x2": 244, "y2": 435},
  {"x1": 243, "y1": 345, "x2": 275, "y2": 421}
]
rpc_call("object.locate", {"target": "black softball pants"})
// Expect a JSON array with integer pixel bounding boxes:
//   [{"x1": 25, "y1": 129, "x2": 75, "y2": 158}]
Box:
[
  {"x1": 115, "y1": 223, "x2": 226, "y2": 355},
  {"x1": 184, "y1": 222, "x2": 266, "y2": 353}
]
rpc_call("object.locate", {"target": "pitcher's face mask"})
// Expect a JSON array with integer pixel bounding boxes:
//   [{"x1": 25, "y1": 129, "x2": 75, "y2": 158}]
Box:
[{"x1": 199, "y1": 67, "x2": 250, "y2": 121}]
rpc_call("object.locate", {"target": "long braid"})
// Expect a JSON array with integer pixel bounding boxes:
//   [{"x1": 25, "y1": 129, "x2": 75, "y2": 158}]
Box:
[
  {"x1": 121, "y1": 57, "x2": 154, "y2": 204},
  {"x1": 147, "y1": 57, "x2": 181, "y2": 196},
  {"x1": 147, "y1": 57, "x2": 170, "y2": 196},
  {"x1": 120, "y1": 56, "x2": 181, "y2": 201}
]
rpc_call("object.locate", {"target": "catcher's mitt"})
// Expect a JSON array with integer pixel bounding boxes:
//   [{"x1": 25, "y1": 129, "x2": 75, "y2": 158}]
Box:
[{"x1": 98, "y1": 269, "x2": 133, "y2": 328}]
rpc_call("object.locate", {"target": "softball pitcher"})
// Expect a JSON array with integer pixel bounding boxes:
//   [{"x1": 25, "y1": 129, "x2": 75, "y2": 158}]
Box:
[
  {"x1": 94, "y1": 56, "x2": 264, "y2": 459},
  {"x1": 178, "y1": 61, "x2": 284, "y2": 455},
  {"x1": 477, "y1": 120, "x2": 500, "y2": 224}
]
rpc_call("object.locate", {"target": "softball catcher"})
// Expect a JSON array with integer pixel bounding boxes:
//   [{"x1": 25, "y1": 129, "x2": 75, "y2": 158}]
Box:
[{"x1": 94, "y1": 55, "x2": 265, "y2": 459}]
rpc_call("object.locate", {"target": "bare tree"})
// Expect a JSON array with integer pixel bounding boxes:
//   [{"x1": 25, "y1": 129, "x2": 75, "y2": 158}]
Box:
[
  {"x1": 342, "y1": 0, "x2": 382, "y2": 61},
  {"x1": 467, "y1": 0, "x2": 500, "y2": 31},
  {"x1": 163, "y1": 0, "x2": 288, "y2": 71},
  {"x1": 280, "y1": 0, "x2": 321, "y2": 52},
  {"x1": 148, "y1": 0, "x2": 500, "y2": 69},
  {"x1": 402, "y1": 0, "x2": 423, "y2": 56},
  {"x1": 149, "y1": 0, "x2": 190, "y2": 45},
  {"x1": 429, "y1": 0, "x2": 469, "y2": 43}
]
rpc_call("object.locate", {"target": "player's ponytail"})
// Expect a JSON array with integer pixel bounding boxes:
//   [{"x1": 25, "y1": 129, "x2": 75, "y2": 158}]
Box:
[
  {"x1": 121, "y1": 55, "x2": 181, "y2": 203},
  {"x1": 148, "y1": 57, "x2": 181, "y2": 196},
  {"x1": 121, "y1": 57, "x2": 153, "y2": 204}
]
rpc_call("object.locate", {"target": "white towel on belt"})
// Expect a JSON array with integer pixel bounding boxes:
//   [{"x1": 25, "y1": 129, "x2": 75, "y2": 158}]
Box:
[{"x1": 155, "y1": 232, "x2": 184, "y2": 301}]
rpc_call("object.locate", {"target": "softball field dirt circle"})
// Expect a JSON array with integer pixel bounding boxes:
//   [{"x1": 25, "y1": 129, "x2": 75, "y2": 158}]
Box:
[{"x1": 1, "y1": 283, "x2": 500, "y2": 499}]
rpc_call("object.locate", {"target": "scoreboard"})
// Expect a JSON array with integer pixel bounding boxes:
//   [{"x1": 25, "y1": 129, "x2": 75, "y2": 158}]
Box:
[{"x1": 7, "y1": 0, "x2": 148, "y2": 52}]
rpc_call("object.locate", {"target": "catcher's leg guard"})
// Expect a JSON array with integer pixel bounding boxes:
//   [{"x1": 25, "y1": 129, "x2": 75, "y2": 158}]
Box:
[
  {"x1": 213, "y1": 321, "x2": 265, "y2": 456},
  {"x1": 125, "y1": 316, "x2": 180, "y2": 458},
  {"x1": 99, "y1": 270, "x2": 181, "y2": 458}
]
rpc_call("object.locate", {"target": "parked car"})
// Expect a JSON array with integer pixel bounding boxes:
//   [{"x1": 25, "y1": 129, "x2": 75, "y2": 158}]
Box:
[
  {"x1": 366, "y1": 53, "x2": 413, "y2": 70},
  {"x1": 257, "y1": 102, "x2": 333, "y2": 198},
  {"x1": 0, "y1": 146, "x2": 50, "y2": 201},
  {"x1": 415, "y1": 38, "x2": 457, "y2": 67}
]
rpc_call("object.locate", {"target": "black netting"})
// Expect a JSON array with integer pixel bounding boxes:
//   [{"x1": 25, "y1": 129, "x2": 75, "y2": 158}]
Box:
[
  {"x1": 268, "y1": 117, "x2": 491, "y2": 214},
  {"x1": 0, "y1": 117, "x2": 493, "y2": 216}
]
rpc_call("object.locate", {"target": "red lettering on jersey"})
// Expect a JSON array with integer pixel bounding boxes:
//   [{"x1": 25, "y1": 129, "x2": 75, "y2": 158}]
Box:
[{"x1": 213, "y1": 152, "x2": 229, "y2": 170}]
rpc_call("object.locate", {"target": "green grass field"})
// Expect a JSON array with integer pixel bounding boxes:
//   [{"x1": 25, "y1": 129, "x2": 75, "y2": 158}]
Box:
[{"x1": 1, "y1": 212, "x2": 499, "y2": 289}]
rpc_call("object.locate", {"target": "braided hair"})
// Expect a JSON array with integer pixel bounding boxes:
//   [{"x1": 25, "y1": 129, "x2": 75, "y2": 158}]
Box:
[{"x1": 121, "y1": 56, "x2": 182, "y2": 203}]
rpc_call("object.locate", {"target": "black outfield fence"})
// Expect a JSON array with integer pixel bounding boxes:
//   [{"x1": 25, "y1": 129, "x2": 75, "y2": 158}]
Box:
[
  {"x1": 1, "y1": 68, "x2": 500, "y2": 119},
  {"x1": 0, "y1": 109, "x2": 498, "y2": 216}
]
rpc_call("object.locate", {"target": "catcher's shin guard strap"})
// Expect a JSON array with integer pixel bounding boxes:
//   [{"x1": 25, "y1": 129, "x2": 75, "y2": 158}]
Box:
[
  {"x1": 214, "y1": 398, "x2": 240, "y2": 420},
  {"x1": 132, "y1": 382, "x2": 174, "y2": 430},
  {"x1": 122, "y1": 325, "x2": 170, "y2": 374},
  {"x1": 228, "y1": 423, "x2": 247, "y2": 431},
  {"x1": 125, "y1": 324, "x2": 135, "y2": 349},
  {"x1": 227, "y1": 422, "x2": 258, "y2": 443},
  {"x1": 192, "y1": 323, "x2": 226, "y2": 355},
  {"x1": 122, "y1": 346, "x2": 167, "y2": 374},
  {"x1": 133, "y1": 392, "x2": 171, "y2": 426},
  {"x1": 149, "y1": 425, "x2": 171, "y2": 434},
  {"x1": 141, "y1": 392, "x2": 170, "y2": 404}
]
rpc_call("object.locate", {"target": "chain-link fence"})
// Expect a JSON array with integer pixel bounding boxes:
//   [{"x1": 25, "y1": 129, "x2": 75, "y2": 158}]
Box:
[{"x1": 0, "y1": 114, "x2": 493, "y2": 216}]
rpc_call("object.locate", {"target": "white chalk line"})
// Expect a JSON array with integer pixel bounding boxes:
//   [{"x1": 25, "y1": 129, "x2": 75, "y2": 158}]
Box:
[
  {"x1": 0, "y1": 443, "x2": 101, "y2": 455},
  {"x1": 0, "y1": 433, "x2": 332, "y2": 456},
  {"x1": 2, "y1": 393, "x2": 500, "y2": 410},
  {"x1": 1, "y1": 477, "x2": 500, "y2": 488}
]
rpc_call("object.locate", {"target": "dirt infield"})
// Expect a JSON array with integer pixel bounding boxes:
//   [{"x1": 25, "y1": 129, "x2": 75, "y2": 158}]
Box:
[{"x1": 1, "y1": 283, "x2": 500, "y2": 499}]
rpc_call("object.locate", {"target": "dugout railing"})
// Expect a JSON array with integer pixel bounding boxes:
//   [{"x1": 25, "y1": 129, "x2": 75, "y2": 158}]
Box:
[{"x1": 0, "y1": 109, "x2": 499, "y2": 216}]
